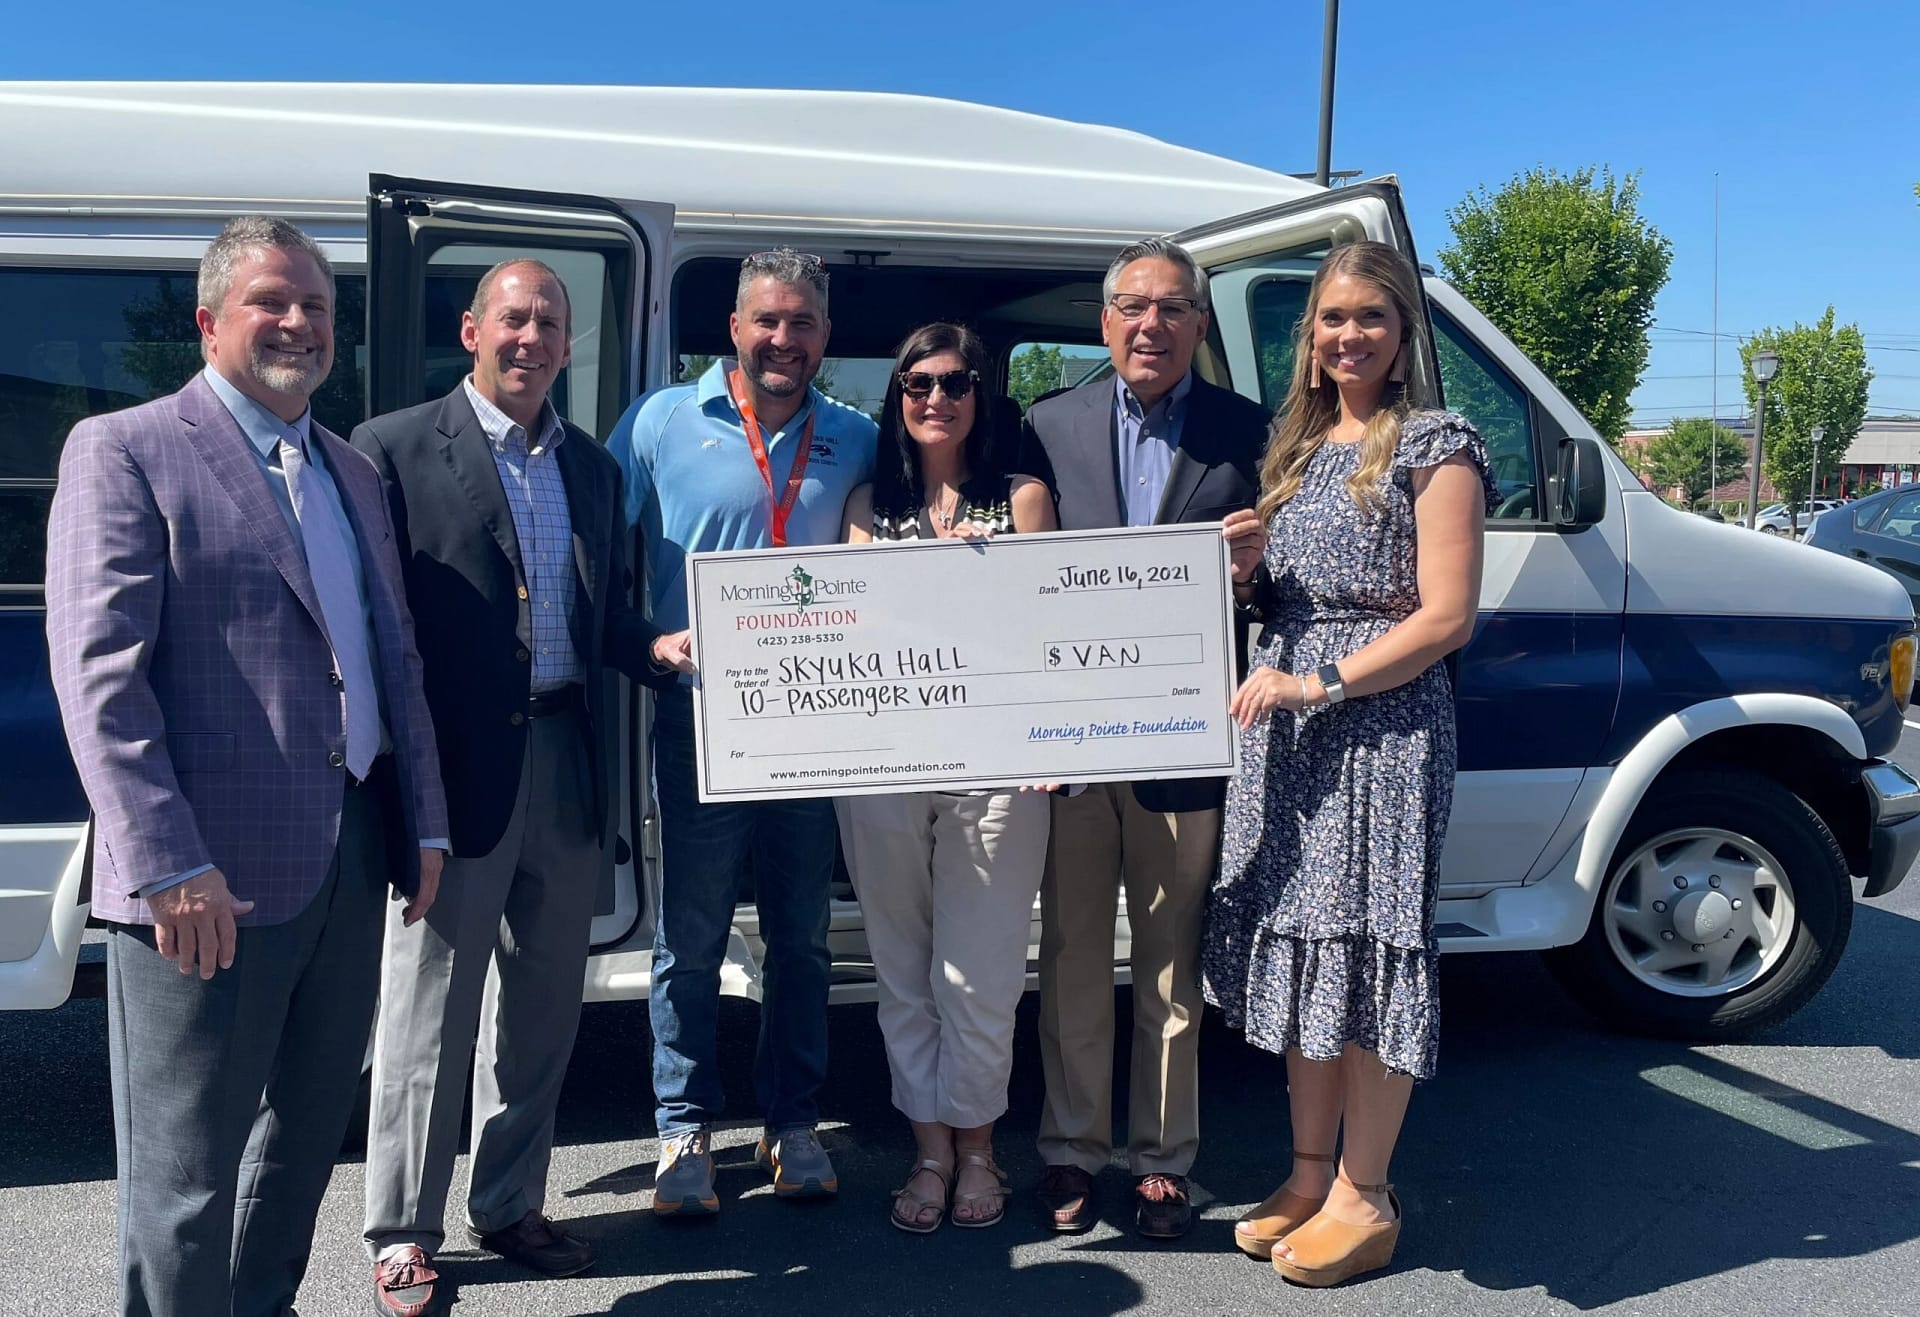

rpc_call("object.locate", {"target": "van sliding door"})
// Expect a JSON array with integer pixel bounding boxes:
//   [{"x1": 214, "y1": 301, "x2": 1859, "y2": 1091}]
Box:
[{"x1": 366, "y1": 175, "x2": 674, "y2": 953}]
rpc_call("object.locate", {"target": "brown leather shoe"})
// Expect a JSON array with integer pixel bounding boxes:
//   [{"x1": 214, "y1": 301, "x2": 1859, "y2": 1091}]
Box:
[
  {"x1": 371, "y1": 1245, "x2": 439, "y2": 1316},
  {"x1": 467, "y1": 1211, "x2": 595, "y2": 1278},
  {"x1": 1134, "y1": 1172, "x2": 1193, "y2": 1240},
  {"x1": 1033, "y1": 1164, "x2": 1097, "y2": 1233}
]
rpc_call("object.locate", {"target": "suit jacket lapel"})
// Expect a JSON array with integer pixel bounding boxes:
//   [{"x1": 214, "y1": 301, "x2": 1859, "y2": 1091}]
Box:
[
  {"x1": 555, "y1": 430, "x2": 608, "y2": 659},
  {"x1": 1072, "y1": 383, "x2": 1126, "y2": 526},
  {"x1": 435, "y1": 389, "x2": 522, "y2": 577},
  {"x1": 1155, "y1": 384, "x2": 1209, "y2": 524},
  {"x1": 176, "y1": 374, "x2": 328, "y2": 633}
]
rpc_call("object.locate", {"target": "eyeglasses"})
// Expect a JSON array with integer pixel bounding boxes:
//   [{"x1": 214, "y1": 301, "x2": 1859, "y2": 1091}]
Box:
[
  {"x1": 899, "y1": 369, "x2": 979, "y2": 401},
  {"x1": 1107, "y1": 294, "x2": 1206, "y2": 324}
]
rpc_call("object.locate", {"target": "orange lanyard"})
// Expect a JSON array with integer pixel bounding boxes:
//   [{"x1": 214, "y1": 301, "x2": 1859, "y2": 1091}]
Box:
[{"x1": 729, "y1": 368, "x2": 814, "y2": 548}]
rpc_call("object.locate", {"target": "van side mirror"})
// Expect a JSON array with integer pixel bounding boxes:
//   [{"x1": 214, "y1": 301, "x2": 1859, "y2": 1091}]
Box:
[{"x1": 1553, "y1": 437, "x2": 1607, "y2": 528}]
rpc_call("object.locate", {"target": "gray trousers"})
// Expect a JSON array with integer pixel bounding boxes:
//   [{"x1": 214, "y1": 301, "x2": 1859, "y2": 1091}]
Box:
[
  {"x1": 363, "y1": 709, "x2": 598, "y2": 1256},
  {"x1": 106, "y1": 778, "x2": 388, "y2": 1317}
]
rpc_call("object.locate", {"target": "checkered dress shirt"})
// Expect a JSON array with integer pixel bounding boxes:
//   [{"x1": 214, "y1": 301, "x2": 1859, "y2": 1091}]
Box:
[{"x1": 462, "y1": 379, "x2": 579, "y2": 693}]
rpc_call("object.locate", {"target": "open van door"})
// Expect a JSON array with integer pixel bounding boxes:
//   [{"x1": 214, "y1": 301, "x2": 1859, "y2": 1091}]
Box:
[
  {"x1": 366, "y1": 176, "x2": 674, "y2": 954},
  {"x1": 1168, "y1": 178, "x2": 1442, "y2": 413},
  {"x1": 1170, "y1": 179, "x2": 1607, "y2": 911}
]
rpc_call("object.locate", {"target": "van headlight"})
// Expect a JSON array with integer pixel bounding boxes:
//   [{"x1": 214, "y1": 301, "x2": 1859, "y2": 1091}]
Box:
[{"x1": 1893, "y1": 633, "x2": 1917, "y2": 712}]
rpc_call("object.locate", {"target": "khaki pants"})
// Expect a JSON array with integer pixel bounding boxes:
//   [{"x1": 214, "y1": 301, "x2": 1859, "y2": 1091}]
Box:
[{"x1": 1037, "y1": 782, "x2": 1220, "y2": 1177}]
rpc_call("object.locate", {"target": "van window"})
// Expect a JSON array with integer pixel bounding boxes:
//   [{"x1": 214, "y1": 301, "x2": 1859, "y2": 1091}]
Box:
[
  {"x1": 1431, "y1": 308, "x2": 1538, "y2": 521},
  {"x1": 423, "y1": 246, "x2": 613, "y2": 436},
  {"x1": 1006, "y1": 343, "x2": 1110, "y2": 411},
  {"x1": 0, "y1": 267, "x2": 367, "y2": 590},
  {"x1": 1245, "y1": 277, "x2": 1312, "y2": 409}
]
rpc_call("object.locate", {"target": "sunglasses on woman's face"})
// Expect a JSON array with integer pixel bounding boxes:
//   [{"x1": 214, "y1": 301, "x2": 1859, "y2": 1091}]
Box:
[{"x1": 899, "y1": 369, "x2": 979, "y2": 401}]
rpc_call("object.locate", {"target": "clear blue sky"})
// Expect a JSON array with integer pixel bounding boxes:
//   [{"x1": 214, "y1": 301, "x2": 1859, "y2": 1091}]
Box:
[{"x1": 8, "y1": 0, "x2": 1917, "y2": 423}]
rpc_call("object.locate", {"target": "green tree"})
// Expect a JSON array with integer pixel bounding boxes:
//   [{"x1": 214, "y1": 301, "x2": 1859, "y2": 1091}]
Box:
[
  {"x1": 1007, "y1": 344, "x2": 1065, "y2": 410},
  {"x1": 1437, "y1": 166, "x2": 1673, "y2": 441},
  {"x1": 1741, "y1": 307, "x2": 1873, "y2": 525},
  {"x1": 1645, "y1": 417, "x2": 1741, "y2": 507}
]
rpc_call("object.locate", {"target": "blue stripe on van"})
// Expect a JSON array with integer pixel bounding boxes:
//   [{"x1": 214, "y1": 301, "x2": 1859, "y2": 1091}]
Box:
[
  {"x1": 1456, "y1": 611, "x2": 1623, "y2": 774},
  {"x1": 1606, "y1": 612, "x2": 1907, "y2": 763},
  {"x1": 1, "y1": 609, "x2": 85, "y2": 825}
]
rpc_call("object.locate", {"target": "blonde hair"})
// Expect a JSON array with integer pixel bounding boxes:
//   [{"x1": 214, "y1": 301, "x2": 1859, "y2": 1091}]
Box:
[{"x1": 1255, "y1": 242, "x2": 1425, "y2": 522}]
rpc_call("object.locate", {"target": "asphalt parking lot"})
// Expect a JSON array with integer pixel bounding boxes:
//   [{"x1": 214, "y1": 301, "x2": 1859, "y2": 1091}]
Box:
[{"x1": 6, "y1": 735, "x2": 1920, "y2": 1316}]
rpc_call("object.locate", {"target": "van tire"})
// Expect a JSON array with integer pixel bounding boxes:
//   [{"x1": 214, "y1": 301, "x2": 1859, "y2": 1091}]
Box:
[{"x1": 1543, "y1": 769, "x2": 1852, "y2": 1039}]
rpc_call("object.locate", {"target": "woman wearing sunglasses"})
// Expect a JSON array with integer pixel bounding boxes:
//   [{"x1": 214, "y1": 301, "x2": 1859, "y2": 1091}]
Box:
[{"x1": 836, "y1": 322, "x2": 1057, "y2": 1232}]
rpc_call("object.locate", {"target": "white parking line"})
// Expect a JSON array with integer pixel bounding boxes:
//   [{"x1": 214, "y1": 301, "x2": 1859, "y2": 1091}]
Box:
[{"x1": 1906, "y1": 720, "x2": 1920, "y2": 732}]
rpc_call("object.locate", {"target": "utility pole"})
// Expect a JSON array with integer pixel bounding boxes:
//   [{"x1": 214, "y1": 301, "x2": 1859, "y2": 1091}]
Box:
[
  {"x1": 1710, "y1": 173, "x2": 1719, "y2": 499},
  {"x1": 1315, "y1": 0, "x2": 1339, "y2": 187}
]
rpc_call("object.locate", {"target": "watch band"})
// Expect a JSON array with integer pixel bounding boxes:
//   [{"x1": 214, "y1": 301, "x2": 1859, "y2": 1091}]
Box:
[{"x1": 1315, "y1": 663, "x2": 1347, "y2": 704}]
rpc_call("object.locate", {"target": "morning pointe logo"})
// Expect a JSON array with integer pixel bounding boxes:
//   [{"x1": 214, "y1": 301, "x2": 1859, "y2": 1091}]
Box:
[{"x1": 719, "y1": 566, "x2": 869, "y2": 607}]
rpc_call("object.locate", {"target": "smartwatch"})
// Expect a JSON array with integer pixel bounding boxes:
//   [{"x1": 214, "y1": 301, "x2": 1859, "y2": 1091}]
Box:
[{"x1": 1315, "y1": 663, "x2": 1347, "y2": 705}]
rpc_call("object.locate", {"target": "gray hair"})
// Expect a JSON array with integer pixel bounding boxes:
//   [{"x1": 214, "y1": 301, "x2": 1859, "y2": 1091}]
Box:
[
  {"x1": 197, "y1": 215, "x2": 336, "y2": 316},
  {"x1": 735, "y1": 247, "x2": 830, "y2": 314},
  {"x1": 1101, "y1": 238, "x2": 1210, "y2": 309},
  {"x1": 470, "y1": 258, "x2": 573, "y2": 333}
]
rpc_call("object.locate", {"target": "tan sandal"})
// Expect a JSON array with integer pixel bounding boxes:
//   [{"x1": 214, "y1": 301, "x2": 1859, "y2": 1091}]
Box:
[
  {"x1": 890, "y1": 1159, "x2": 952, "y2": 1234},
  {"x1": 951, "y1": 1149, "x2": 1009, "y2": 1229},
  {"x1": 1234, "y1": 1150, "x2": 1334, "y2": 1259},
  {"x1": 1271, "y1": 1173, "x2": 1402, "y2": 1287}
]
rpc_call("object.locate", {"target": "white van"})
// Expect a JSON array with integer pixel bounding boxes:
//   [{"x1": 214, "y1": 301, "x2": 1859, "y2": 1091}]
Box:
[{"x1": 4, "y1": 83, "x2": 1916, "y2": 1040}]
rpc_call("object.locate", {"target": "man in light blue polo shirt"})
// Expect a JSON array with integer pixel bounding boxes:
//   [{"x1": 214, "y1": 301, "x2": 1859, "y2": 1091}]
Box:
[{"x1": 608, "y1": 248, "x2": 875, "y2": 1217}]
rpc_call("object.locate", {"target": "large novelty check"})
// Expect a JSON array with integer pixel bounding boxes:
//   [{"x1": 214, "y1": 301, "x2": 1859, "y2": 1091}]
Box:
[{"x1": 685, "y1": 523, "x2": 1241, "y2": 801}]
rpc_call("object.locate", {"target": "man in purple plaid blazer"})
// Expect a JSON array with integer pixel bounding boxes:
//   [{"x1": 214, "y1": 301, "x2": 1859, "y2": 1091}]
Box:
[{"x1": 44, "y1": 216, "x2": 449, "y2": 1317}]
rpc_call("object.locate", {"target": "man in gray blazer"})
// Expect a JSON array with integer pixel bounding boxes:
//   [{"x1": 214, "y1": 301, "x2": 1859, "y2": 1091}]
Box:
[
  {"x1": 1019, "y1": 238, "x2": 1269, "y2": 1241},
  {"x1": 45, "y1": 216, "x2": 448, "y2": 1317}
]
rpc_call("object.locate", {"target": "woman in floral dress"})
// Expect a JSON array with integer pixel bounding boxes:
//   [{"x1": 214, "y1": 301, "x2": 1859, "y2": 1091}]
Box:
[{"x1": 1201, "y1": 242, "x2": 1495, "y2": 1287}]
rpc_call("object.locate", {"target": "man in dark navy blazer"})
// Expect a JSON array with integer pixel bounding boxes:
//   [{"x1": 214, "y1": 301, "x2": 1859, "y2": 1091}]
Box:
[
  {"x1": 352, "y1": 259, "x2": 669, "y2": 1315},
  {"x1": 1020, "y1": 238, "x2": 1269, "y2": 1241}
]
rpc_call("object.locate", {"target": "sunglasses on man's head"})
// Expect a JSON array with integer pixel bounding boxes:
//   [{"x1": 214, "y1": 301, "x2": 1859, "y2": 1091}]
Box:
[
  {"x1": 898, "y1": 369, "x2": 979, "y2": 401},
  {"x1": 743, "y1": 249, "x2": 826, "y2": 272}
]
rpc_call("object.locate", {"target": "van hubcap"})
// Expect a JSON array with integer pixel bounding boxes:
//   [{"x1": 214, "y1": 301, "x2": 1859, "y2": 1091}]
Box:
[{"x1": 1601, "y1": 829, "x2": 1797, "y2": 997}]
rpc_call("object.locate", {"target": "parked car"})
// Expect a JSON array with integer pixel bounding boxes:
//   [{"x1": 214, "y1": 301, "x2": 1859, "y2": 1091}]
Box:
[
  {"x1": 1806, "y1": 485, "x2": 1920, "y2": 614},
  {"x1": 1755, "y1": 499, "x2": 1843, "y2": 535}
]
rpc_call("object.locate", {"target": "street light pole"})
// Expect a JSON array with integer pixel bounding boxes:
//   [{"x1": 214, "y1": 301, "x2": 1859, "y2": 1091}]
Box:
[
  {"x1": 1746, "y1": 350, "x2": 1781, "y2": 529},
  {"x1": 1315, "y1": 0, "x2": 1339, "y2": 187},
  {"x1": 1809, "y1": 424, "x2": 1826, "y2": 518}
]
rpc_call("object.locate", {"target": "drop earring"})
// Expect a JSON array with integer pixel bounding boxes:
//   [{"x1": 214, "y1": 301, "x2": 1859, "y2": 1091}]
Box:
[
  {"x1": 1388, "y1": 345, "x2": 1407, "y2": 383},
  {"x1": 1311, "y1": 357, "x2": 1323, "y2": 388}
]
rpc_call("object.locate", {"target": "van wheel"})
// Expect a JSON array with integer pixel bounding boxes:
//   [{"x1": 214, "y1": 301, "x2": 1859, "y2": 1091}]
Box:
[
  {"x1": 1760, "y1": 525, "x2": 1782, "y2": 535},
  {"x1": 1543, "y1": 769, "x2": 1851, "y2": 1039}
]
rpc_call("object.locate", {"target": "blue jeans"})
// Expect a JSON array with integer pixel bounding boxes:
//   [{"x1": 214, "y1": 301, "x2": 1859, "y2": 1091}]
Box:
[{"x1": 650, "y1": 686, "x2": 836, "y2": 1136}]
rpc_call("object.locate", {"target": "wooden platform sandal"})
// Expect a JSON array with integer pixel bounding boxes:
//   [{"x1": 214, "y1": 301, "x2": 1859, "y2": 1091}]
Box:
[
  {"x1": 1233, "y1": 1150, "x2": 1335, "y2": 1260},
  {"x1": 1270, "y1": 1173, "x2": 1402, "y2": 1287}
]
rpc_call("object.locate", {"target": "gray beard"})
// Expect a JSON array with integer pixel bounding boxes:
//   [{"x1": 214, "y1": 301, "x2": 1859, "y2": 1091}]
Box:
[
  {"x1": 746, "y1": 359, "x2": 811, "y2": 398},
  {"x1": 250, "y1": 347, "x2": 326, "y2": 398}
]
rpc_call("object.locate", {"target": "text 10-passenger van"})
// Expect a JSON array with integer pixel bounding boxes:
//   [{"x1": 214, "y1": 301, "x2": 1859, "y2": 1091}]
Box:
[{"x1": 3, "y1": 83, "x2": 1916, "y2": 1039}]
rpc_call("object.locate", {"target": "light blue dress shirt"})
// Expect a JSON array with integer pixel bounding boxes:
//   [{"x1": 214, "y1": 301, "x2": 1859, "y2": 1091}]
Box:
[
  {"x1": 1114, "y1": 370, "x2": 1193, "y2": 527},
  {"x1": 462, "y1": 379, "x2": 580, "y2": 693}
]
